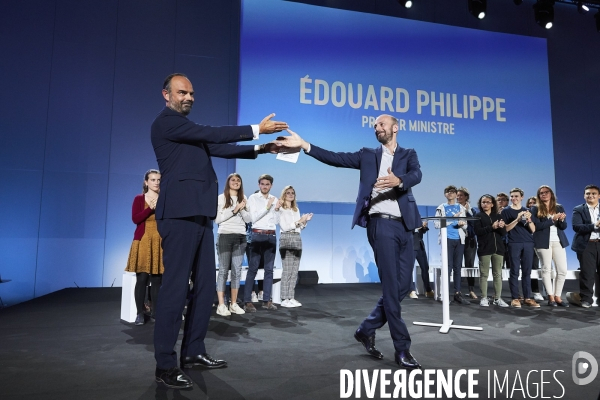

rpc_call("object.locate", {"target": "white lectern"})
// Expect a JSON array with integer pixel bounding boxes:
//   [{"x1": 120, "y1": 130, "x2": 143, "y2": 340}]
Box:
[{"x1": 413, "y1": 215, "x2": 483, "y2": 333}]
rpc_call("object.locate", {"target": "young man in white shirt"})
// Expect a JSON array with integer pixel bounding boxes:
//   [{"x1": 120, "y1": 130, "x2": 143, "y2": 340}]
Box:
[
  {"x1": 243, "y1": 174, "x2": 278, "y2": 312},
  {"x1": 571, "y1": 184, "x2": 600, "y2": 308}
]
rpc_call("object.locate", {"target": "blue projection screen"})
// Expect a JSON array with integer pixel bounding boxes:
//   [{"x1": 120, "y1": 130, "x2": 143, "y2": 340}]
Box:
[{"x1": 238, "y1": 0, "x2": 554, "y2": 205}]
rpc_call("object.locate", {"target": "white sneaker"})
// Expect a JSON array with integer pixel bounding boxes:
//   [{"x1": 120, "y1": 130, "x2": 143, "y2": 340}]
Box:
[
  {"x1": 216, "y1": 304, "x2": 231, "y2": 316},
  {"x1": 493, "y1": 298, "x2": 509, "y2": 308},
  {"x1": 251, "y1": 292, "x2": 258, "y2": 303},
  {"x1": 280, "y1": 299, "x2": 292, "y2": 308},
  {"x1": 289, "y1": 299, "x2": 302, "y2": 307},
  {"x1": 533, "y1": 292, "x2": 544, "y2": 301},
  {"x1": 409, "y1": 291, "x2": 418, "y2": 299},
  {"x1": 479, "y1": 297, "x2": 489, "y2": 307},
  {"x1": 229, "y1": 302, "x2": 246, "y2": 314},
  {"x1": 258, "y1": 291, "x2": 263, "y2": 301}
]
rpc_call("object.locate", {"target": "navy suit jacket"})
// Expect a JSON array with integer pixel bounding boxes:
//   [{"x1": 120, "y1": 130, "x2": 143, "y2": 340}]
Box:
[
  {"x1": 151, "y1": 107, "x2": 257, "y2": 219},
  {"x1": 530, "y1": 205, "x2": 569, "y2": 249},
  {"x1": 306, "y1": 144, "x2": 422, "y2": 230},
  {"x1": 571, "y1": 203, "x2": 597, "y2": 253}
]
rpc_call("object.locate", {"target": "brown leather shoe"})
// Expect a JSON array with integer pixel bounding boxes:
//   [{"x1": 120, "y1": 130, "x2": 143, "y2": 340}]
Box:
[
  {"x1": 244, "y1": 302, "x2": 257, "y2": 313},
  {"x1": 510, "y1": 299, "x2": 522, "y2": 308},
  {"x1": 523, "y1": 298, "x2": 540, "y2": 308},
  {"x1": 425, "y1": 290, "x2": 435, "y2": 298}
]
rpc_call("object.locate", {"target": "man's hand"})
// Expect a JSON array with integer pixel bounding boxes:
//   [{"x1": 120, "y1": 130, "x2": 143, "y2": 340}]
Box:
[
  {"x1": 267, "y1": 197, "x2": 275, "y2": 208},
  {"x1": 374, "y1": 167, "x2": 402, "y2": 189},
  {"x1": 262, "y1": 142, "x2": 284, "y2": 154},
  {"x1": 276, "y1": 129, "x2": 307, "y2": 152},
  {"x1": 258, "y1": 113, "x2": 288, "y2": 134}
]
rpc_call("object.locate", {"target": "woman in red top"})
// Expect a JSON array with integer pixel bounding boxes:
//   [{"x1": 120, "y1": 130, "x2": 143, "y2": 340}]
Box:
[{"x1": 125, "y1": 169, "x2": 164, "y2": 325}]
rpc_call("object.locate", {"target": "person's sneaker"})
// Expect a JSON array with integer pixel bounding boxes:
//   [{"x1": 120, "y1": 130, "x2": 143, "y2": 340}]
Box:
[
  {"x1": 425, "y1": 290, "x2": 435, "y2": 298},
  {"x1": 409, "y1": 291, "x2": 418, "y2": 299},
  {"x1": 454, "y1": 292, "x2": 470, "y2": 305},
  {"x1": 289, "y1": 299, "x2": 302, "y2": 307},
  {"x1": 258, "y1": 291, "x2": 263, "y2": 301},
  {"x1": 251, "y1": 292, "x2": 258, "y2": 303},
  {"x1": 493, "y1": 298, "x2": 509, "y2": 307},
  {"x1": 262, "y1": 301, "x2": 277, "y2": 310},
  {"x1": 469, "y1": 291, "x2": 478, "y2": 300},
  {"x1": 216, "y1": 304, "x2": 231, "y2": 316},
  {"x1": 229, "y1": 302, "x2": 246, "y2": 314},
  {"x1": 533, "y1": 292, "x2": 544, "y2": 301},
  {"x1": 135, "y1": 312, "x2": 145, "y2": 326},
  {"x1": 244, "y1": 302, "x2": 257, "y2": 313},
  {"x1": 280, "y1": 299, "x2": 292, "y2": 308},
  {"x1": 511, "y1": 299, "x2": 522, "y2": 308},
  {"x1": 581, "y1": 301, "x2": 591, "y2": 308},
  {"x1": 479, "y1": 297, "x2": 489, "y2": 307},
  {"x1": 523, "y1": 298, "x2": 540, "y2": 308}
]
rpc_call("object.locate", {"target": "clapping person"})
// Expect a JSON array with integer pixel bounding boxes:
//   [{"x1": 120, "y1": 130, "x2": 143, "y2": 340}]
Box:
[
  {"x1": 125, "y1": 169, "x2": 164, "y2": 325},
  {"x1": 526, "y1": 196, "x2": 544, "y2": 302},
  {"x1": 275, "y1": 186, "x2": 313, "y2": 307},
  {"x1": 474, "y1": 195, "x2": 508, "y2": 307},
  {"x1": 457, "y1": 187, "x2": 478, "y2": 300},
  {"x1": 215, "y1": 173, "x2": 252, "y2": 316},
  {"x1": 501, "y1": 188, "x2": 539, "y2": 308},
  {"x1": 435, "y1": 185, "x2": 469, "y2": 305},
  {"x1": 530, "y1": 186, "x2": 569, "y2": 307}
]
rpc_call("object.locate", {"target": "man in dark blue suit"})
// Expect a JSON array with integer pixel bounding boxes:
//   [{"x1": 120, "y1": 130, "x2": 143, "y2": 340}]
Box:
[
  {"x1": 280, "y1": 114, "x2": 423, "y2": 369},
  {"x1": 571, "y1": 184, "x2": 600, "y2": 308},
  {"x1": 151, "y1": 73, "x2": 288, "y2": 389}
]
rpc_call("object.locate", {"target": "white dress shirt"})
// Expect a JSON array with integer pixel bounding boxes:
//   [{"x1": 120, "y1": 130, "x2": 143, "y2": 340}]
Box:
[
  {"x1": 588, "y1": 204, "x2": 600, "y2": 240},
  {"x1": 276, "y1": 207, "x2": 304, "y2": 233},
  {"x1": 369, "y1": 143, "x2": 402, "y2": 217},
  {"x1": 247, "y1": 192, "x2": 278, "y2": 230}
]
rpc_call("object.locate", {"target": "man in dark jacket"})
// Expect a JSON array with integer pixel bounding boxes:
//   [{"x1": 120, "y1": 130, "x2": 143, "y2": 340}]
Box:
[
  {"x1": 151, "y1": 73, "x2": 287, "y2": 389},
  {"x1": 571, "y1": 184, "x2": 600, "y2": 308}
]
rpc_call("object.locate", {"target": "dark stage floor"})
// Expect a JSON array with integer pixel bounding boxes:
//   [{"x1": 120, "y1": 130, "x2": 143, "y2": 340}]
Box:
[{"x1": 0, "y1": 282, "x2": 599, "y2": 400}]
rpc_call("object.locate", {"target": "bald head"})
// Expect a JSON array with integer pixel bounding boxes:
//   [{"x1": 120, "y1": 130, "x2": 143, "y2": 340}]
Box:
[
  {"x1": 374, "y1": 114, "x2": 398, "y2": 146},
  {"x1": 162, "y1": 74, "x2": 194, "y2": 115}
]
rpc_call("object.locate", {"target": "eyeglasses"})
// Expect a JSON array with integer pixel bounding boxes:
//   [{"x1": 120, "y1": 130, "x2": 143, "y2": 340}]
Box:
[
  {"x1": 445, "y1": 190, "x2": 457, "y2": 194},
  {"x1": 481, "y1": 201, "x2": 492, "y2": 204},
  {"x1": 539, "y1": 191, "x2": 551, "y2": 195}
]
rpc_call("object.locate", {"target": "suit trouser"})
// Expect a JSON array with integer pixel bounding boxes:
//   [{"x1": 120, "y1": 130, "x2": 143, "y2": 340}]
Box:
[
  {"x1": 244, "y1": 232, "x2": 276, "y2": 302},
  {"x1": 410, "y1": 247, "x2": 432, "y2": 292},
  {"x1": 463, "y1": 237, "x2": 477, "y2": 289},
  {"x1": 360, "y1": 217, "x2": 414, "y2": 353},
  {"x1": 508, "y1": 242, "x2": 534, "y2": 299},
  {"x1": 579, "y1": 241, "x2": 600, "y2": 303},
  {"x1": 448, "y1": 239, "x2": 464, "y2": 293},
  {"x1": 154, "y1": 216, "x2": 215, "y2": 369}
]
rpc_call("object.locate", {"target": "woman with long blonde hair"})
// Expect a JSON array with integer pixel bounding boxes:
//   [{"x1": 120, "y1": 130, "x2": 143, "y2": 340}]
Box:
[{"x1": 275, "y1": 185, "x2": 313, "y2": 307}]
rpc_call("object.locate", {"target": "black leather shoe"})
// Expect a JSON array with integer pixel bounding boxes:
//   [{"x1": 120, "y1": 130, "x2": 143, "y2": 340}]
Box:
[
  {"x1": 155, "y1": 367, "x2": 193, "y2": 389},
  {"x1": 134, "y1": 313, "x2": 145, "y2": 326},
  {"x1": 395, "y1": 350, "x2": 421, "y2": 369},
  {"x1": 181, "y1": 353, "x2": 227, "y2": 369},
  {"x1": 556, "y1": 301, "x2": 569, "y2": 308},
  {"x1": 354, "y1": 329, "x2": 383, "y2": 359}
]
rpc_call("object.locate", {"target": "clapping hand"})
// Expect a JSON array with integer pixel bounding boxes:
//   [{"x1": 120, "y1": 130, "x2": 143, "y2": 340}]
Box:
[{"x1": 267, "y1": 196, "x2": 275, "y2": 209}]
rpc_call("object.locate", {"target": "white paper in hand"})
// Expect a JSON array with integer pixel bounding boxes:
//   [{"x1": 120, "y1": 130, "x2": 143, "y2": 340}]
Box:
[{"x1": 276, "y1": 152, "x2": 300, "y2": 163}]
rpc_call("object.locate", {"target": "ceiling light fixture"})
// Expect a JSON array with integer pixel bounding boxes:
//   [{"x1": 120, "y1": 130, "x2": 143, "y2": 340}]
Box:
[{"x1": 468, "y1": 0, "x2": 487, "y2": 19}]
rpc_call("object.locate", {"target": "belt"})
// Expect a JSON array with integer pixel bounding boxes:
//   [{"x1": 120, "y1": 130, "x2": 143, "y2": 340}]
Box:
[
  {"x1": 252, "y1": 229, "x2": 276, "y2": 235},
  {"x1": 589, "y1": 239, "x2": 600, "y2": 242},
  {"x1": 369, "y1": 213, "x2": 403, "y2": 223}
]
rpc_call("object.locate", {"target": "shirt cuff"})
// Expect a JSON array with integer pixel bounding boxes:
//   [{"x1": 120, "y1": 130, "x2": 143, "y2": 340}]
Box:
[
  {"x1": 251, "y1": 124, "x2": 259, "y2": 140},
  {"x1": 304, "y1": 143, "x2": 311, "y2": 153}
]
